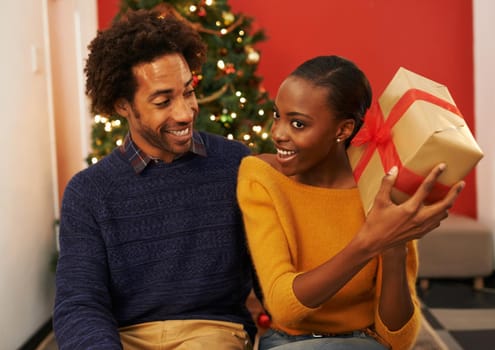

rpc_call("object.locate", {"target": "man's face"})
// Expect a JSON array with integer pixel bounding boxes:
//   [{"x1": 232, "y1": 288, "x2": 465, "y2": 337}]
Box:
[{"x1": 121, "y1": 54, "x2": 198, "y2": 163}]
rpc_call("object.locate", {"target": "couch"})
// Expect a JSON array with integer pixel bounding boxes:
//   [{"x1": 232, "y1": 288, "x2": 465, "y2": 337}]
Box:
[{"x1": 417, "y1": 214, "x2": 494, "y2": 290}]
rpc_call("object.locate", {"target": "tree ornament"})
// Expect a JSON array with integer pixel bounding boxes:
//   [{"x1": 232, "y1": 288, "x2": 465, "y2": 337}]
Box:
[
  {"x1": 192, "y1": 74, "x2": 201, "y2": 87},
  {"x1": 245, "y1": 46, "x2": 260, "y2": 65},
  {"x1": 222, "y1": 11, "x2": 235, "y2": 25},
  {"x1": 197, "y1": 7, "x2": 207, "y2": 17},
  {"x1": 257, "y1": 313, "x2": 271, "y2": 328},
  {"x1": 224, "y1": 63, "x2": 236, "y2": 74}
]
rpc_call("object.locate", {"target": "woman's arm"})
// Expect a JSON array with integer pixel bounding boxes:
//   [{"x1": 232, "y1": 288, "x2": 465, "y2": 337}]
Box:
[
  {"x1": 374, "y1": 241, "x2": 422, "y2": 350},
  {"x1": 292, "y1": 164, "x2": 463, "y2": 308},
  {"x1": 378, "y1": 244, "x2": 414, "y2": 330}
]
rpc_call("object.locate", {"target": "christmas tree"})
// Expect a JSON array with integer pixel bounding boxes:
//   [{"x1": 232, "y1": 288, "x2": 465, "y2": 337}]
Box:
[{"x1": 86, "y1": 0, "x2": 274, "y2": 165}]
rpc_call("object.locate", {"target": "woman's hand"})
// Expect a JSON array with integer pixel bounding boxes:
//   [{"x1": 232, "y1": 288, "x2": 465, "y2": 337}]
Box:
[{"x1": 355, "y1": 164, "x2": 464, "y2": 256}]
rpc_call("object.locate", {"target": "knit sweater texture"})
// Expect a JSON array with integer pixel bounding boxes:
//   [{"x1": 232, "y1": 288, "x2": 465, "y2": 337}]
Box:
[
  {"x1": 237, "y1": 156, "x2": 421, "y2": 350},
  {"x1": 54, "y1": 132, "x2": 255, "y2": 349}
]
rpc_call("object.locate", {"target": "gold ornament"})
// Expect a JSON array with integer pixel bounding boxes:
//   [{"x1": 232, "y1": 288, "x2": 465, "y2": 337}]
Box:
[
  {"x1": 222, "y1": 11, "x2": 235, "y2": 25},
  {"x1": 245, "y1": 46, "x2": 260, "y2": 65}
]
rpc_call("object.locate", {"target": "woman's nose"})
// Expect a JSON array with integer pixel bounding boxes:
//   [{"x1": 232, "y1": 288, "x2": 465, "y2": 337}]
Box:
[{"x1": 271, "y1": 121, "x2": 288, "y2": 142}]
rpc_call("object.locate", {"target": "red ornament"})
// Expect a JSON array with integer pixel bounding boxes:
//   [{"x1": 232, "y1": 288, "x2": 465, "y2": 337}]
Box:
[
  {"x1": 257, "y1": 313, "x2": 271, "y2": 328},
  {"x1": 192, "y1": 75, "x2": 200, "y2": 87},
  {"x1": 224, "y1": 63, "x2": 236, "y2": 74},
  {"x1": 198, "y1": 7, "x2": 207, "y2": 17}
]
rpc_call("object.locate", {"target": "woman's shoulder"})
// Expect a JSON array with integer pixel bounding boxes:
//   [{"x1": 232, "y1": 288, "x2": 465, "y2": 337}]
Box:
[
  {"x1": 255, "y1": 153, "x2": 278, "y2": 167},
  {"x1": 239, "y1": 153, "x2": 289, "y2": 189},
  {"x1": 240, "y1": 153, "x2": 282, "y2": 174},
  {"x1": 241, "y1": 153, "x2": 278, "y2": 168}
]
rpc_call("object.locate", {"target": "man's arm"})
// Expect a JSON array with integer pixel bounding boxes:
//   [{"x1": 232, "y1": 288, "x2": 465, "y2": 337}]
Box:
[{"x1": 53, "y1": 179, "x2": 122, "y2": 349}]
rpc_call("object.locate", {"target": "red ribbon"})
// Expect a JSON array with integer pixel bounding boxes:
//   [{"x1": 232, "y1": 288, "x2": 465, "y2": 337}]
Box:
[{"x1": 351, "y1": 88, "x2": 463, "y2": 203}]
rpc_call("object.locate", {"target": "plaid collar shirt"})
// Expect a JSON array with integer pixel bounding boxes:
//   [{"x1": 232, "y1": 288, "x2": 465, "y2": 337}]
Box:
[{"x1": 120, "y1": 132, "x2": 207, "y2": 174}]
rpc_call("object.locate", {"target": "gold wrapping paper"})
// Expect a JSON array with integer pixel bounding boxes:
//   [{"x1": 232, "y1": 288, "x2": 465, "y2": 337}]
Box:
[{"x1": 347, "y1": 67, "x2": 483, "y2": 214}]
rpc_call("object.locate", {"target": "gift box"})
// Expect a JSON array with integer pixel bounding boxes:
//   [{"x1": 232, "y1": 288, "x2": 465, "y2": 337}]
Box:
[{"x1": 347, "y1": 67, "x2": 483, "y2": 214}]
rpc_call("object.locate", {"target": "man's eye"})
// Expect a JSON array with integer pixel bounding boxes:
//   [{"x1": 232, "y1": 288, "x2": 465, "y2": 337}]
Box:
[
  {"x1": 184, "y1": 89, "x2": 195, "y2": 97},
  {"x1": 155, "y1": 100, "x2": 170, "y2": 107},
  {"x1": 291, "y1": 120, "x2": 304, "y2": 129},
  {"x1": 273, "y1": 111, "x2": 280, "y2": 119}
]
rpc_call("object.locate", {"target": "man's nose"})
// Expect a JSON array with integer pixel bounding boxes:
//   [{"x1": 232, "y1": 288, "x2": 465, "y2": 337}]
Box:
[{"x1": 173, "y1": 97, "x2": 196, "y2": 123}]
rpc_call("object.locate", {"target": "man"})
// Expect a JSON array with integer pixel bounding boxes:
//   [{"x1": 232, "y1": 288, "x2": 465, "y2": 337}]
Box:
[{"x1": 53, "y1": 10, "x2": 255, "y2": 349}]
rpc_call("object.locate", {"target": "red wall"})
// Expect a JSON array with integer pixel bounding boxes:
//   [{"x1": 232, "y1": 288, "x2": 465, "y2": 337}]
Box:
[
  {"x1": 97, "y1": 0, "x2": 476, "y2": 217},
  {"x1": 97, "y1": 0, "x2": 119, "y2": 30}
]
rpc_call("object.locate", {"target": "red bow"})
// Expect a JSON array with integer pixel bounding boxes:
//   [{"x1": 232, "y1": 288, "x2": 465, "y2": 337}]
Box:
[{"x1": 351, "y1": 88, "x2": 462, "y2": 202}]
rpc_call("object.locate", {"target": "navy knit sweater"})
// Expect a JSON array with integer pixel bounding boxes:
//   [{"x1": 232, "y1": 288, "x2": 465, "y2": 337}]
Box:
[{"x1": 53, "y1": 132, "x2": 255, "y2": 349}]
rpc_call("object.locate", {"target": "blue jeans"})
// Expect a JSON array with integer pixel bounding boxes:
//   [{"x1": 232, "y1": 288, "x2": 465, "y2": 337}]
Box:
[{"x1": 259, "y1": 328, "x2": 389, "y2": 350}]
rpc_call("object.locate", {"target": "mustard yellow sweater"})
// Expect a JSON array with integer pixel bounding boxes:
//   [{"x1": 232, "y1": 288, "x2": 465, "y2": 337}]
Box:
[{"x1": 237, "y1": 156, "x2": 421, "y2": 350}]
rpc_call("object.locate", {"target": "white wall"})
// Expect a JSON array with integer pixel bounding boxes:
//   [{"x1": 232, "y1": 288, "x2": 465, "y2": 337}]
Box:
[
  {"x1": 49, "y1": 0, "x2": 97, "y2": 206},
  {"x1": 0, "y1": 1, "x2": 96, "y2": 348},
  {"x1": 474, "y1": 0, "x2": 495, "y2": 266},
  {"x1": 0, "y1": 1, "x2": 57, "y2": 348}
]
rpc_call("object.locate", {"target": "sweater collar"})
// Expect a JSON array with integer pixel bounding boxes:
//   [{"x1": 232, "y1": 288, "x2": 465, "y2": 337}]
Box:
[{"x1": 120, "y1": 131, "x2": 207, "y2": 174}]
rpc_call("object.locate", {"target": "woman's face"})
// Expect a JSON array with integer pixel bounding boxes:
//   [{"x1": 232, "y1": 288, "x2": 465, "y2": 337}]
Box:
[{"x1": 272, "y1": 76, "x2": 347, "y2": 181}]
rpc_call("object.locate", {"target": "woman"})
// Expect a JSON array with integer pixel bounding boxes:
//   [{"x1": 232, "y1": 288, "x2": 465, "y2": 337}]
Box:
[{"x1": 237, "y1": 55, "x2": 464, "y2": 350}]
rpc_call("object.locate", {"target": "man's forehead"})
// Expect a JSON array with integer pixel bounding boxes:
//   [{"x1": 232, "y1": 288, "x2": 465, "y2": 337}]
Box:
[{"x1": 133, "y1": 54, "x2": 192, "y2": 90}]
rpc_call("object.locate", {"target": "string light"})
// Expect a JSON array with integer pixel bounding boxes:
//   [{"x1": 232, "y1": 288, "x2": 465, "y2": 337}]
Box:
[
  {"x1": 217, "y1": 60, "x2": 225, "y2": 70},
  {"x1": 258, "y1": 110, "x2": 265, "y2": 116},
  {"x1": 94, "y1": 114, "x2": 108, "y2": 124},
  {"x1": 252, "y1": 125, "x2": 262, "y2": 133}
]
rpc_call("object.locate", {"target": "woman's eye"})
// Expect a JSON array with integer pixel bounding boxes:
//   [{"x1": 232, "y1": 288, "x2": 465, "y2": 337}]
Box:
[
  {"x1": 291, "y1": 120, "x2": 304, "y2": 129},
  {"x1": 273, "y1": 111, "x2": 280, "y2": 119}
]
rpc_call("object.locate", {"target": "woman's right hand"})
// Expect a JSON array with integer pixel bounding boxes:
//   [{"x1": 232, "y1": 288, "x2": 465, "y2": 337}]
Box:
[{"x1": 355, "y1": 164, "x2": 465, "y2": 256}]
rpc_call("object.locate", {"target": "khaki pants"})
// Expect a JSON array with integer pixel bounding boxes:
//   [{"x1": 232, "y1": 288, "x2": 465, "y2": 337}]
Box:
[{"x1": 119, "y1": 319, "x2": 252, "y2": 350}]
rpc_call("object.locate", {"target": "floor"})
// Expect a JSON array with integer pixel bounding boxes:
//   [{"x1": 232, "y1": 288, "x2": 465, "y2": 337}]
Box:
[
  {"x1": 36, "y1": 273, "x2": 495, "y2": 350},
  {"x1": 417, "y1": 272, "x2": 495, "y2": 350}
]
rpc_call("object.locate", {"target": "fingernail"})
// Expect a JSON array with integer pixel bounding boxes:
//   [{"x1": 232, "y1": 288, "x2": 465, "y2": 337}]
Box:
[
  {"x1": 457, "y1": 182, "x2": 465, "y2": 193},
  {"x1": 438, "y1": 163, "x2": 446, "y2": 171},
  {"x1": 387, "y1": 166, "x2": 398, "y2": 176}
]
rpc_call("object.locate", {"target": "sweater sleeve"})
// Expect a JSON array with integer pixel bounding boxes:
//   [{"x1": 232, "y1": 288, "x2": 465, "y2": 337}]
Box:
[
  {"x1": 53, "y1": 175, "x2": 122, "y2": 349},
  {"x1": 237, "y1": 158, "x2": 317, "y2": 328},
  {"x1": 373, "y1": 240, "x2": 421, "y2": 350}
]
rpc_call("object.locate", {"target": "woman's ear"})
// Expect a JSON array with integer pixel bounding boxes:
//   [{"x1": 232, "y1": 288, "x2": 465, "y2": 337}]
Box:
[
  {"x1": 114, "y1": 98, "x2": 130, "y2": 118},
  {"x1": 335, "y1": 118, "x2": 355, "y2": 143}
]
